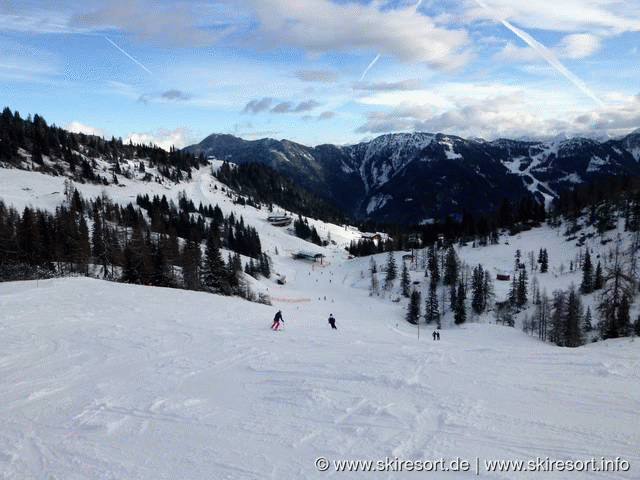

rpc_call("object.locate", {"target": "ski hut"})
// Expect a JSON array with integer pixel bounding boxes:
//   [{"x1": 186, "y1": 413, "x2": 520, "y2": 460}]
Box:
[
  {"x1": 293, "y1": 251, "x2": 325, "y2": 264},
  {"x1": 267, "y1": 215, "x2": 292, "y2": 227}
]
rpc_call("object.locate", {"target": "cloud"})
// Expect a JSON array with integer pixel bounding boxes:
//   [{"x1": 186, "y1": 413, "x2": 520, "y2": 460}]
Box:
[
  {"x1": 464, "y1": 0, "x2": 640, "y2": 36},
  {"x1": 243, "y1": 97, "x2": 273, "y2": 114},
  {"x1": 556, "y1": 33, "x2": 601, "y2": 59},
  {"x1": 271, "y1": 101, "x2": 293, "y2": 113},
  {"x1": 295, "y1": 69, "x2": 340, "y2": 83},
  {"x1": 161, "y1": 89, "x2": 191, "y2": 101},
  {"x1": 496, "y1": 34, "x2": 601, "y2": 62},
  {"x1": 71, "y1": 0, "x2": 221, "y2": 47},
  {"x1": 244, "y1": 98, "x2": 322, "y2": 114},
  {"x1": 353, "y1": 79, "x2": 425, "y2": 92},
  {"x1": 355, "y1": 92, "x2": 640, "y2": 140},
  {"x1": 65, "y1": 121, "x2": 105, "y2": 137},
  {"x1": 124, "y1": 127, "x2": 198, "y2": 150},
  {"x1": 318, "y1": 111, "x2": 336, "y2": 120},
  {"x1": 293, "y1": 100, "x2": 322, "y2": 112},
  {"x1": 248, "y1": 0, "x2": 470, "y2": 69}
]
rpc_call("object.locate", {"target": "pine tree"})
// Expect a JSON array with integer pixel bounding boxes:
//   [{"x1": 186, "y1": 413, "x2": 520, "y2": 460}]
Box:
[
  {"x1": 564, "y1": 285, "x2": 585, "y2": 347},
  {"x1": 443, "y1": 245, "x2": 458, "y2": 285},
  {"x1": 549, "y1": 290, "x2": 566, "y2": 345},
  {"x1": 516, "y1": 267, "x2": 528, "y2": 307},
  {"x1": 539, "y1": 248, "x2": 549, "y2": 273},
  {"x1": 471, "y1": 264, "x2": 485, "y2": 314},
  {"x1": 202, "y1": 228, "x2": 228, "y2": 294},
  {"x1": 384, "y1": 251, "x2": 397, "y2": 290},
  {"x1": 406, "y1": 290, "x2": 421, "y2": 325},
  {"x1": 182, "y1": 240, "x2": 201, "y2": 291},
  {"x1": 580, "y1": 250, "x2": 593, "y2": 294},
  {"x1": 425, "y1": 279, "x2": 440, "y2": 326},
  {"x1": 454, "y1": 279, "x2": 466, "y2": 324},
  {"x1": 427, "y1": 244, "x2": 440, "y2": 283},
  {"x1": 400, "y1": 261, "x2": 411, "y2": 297},
  {"x1": 594, "y1": 261, "x2": 603, "y2": 290}
]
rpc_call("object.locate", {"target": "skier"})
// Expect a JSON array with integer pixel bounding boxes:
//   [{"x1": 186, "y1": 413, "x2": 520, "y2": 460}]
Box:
[
  {"x1": 271, "y1": 310, "x2": 284, "y2": 330},
  {"x1": 328, "y1": 313, "x2": 337, "y2": 329},
  {"x1": 432, "y1": 331, "x2": 437, "y2": 341}
]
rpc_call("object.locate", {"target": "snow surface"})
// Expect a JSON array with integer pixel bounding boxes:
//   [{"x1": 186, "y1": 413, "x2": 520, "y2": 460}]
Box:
[
  {"x1": 1, "y1": 274, "x2": 638, "y2": 479},
  {"x1": 1, "y1": 165, "x2": 640, "y2": 479}
]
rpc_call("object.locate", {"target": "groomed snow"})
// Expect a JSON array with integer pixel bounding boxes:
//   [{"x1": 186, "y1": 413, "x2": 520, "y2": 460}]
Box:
[{"x1": 0, "y1": 271, "x2": 638, "y2": 479}]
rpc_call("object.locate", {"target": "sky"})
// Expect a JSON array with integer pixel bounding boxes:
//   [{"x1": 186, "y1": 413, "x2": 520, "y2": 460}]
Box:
[{"x1": 1, "y1": 0, "x2": 640, "y2": 149}]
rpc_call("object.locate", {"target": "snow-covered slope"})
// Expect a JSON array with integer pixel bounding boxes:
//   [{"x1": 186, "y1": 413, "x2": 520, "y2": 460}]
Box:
[
  {"x1": 1, "y1": 273, "x2": 638, "y2": 479},
  {"x1": 1, "y1": 164, "x2": 640, "y2": 479}
]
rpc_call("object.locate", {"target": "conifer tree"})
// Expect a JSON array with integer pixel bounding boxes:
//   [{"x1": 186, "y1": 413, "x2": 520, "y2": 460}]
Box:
[
  {"x1": 427, "y1": 244, "x2": 440, "y2": 282},
  {"x1": 400, "y1": 261, "x2": 411, "y2": 297},
  {"x1": 594, "y1": 261, "x2": 603, "y2": 290},
  {"x1": 384, "y1": 251, "x2": 397, "y2": 290},
  {"x1": 564, "y1": 285, "x2": 585, "y2": 347},
  {"x1": 443, "y1": 245, "x2": 458, "y2": 285},
  {"x1": 549, "y1": 290, "x2": 565, "y2": 345},
  {"x1": 425, "y1": 279, "x2": 440, "y2": 326},
  {"x1": 471, "y1": 264, "x2": 485, "y2": 314},
  {"x1": 454, "y1": 279, "x2": 466, "y2": 324},
  {"x1": 406, "y1": 290, "x2": 421, "y2": 325},
  {"x1": 516, "y1": 267, "x2": 528, "y2": 307},
  {"x1": 580, "y1": 250, "x2": 593, "y2": 294},
  {"x1": 538, "y1": 248, "x2": 549, "y2": 273},
  {"x1": 202, "y1": 228, "x2": 227, "y2": 294}
]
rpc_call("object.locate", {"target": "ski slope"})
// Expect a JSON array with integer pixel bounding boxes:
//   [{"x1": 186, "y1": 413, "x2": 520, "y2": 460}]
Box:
[{"x1": 0, "y1": 272, "x2": 638, "y2": 479}]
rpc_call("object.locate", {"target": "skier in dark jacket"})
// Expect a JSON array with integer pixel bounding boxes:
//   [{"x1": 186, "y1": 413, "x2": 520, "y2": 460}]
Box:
[
  {"x1": 271, "y1": 310, "x2": 284, "y2": 330},
  {"x1": 328, "y1": 314, "x2": 337, "y2": 329}
]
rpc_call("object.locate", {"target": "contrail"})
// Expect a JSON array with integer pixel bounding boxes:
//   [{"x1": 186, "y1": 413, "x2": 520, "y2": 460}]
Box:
[
  {"x1": 360, "y1": 54, "x2": 381, "y2": 81},
  {"x1": 104, "y1": 36, "x2": 153, "y2": 75},
  {"x1": 473, "y1": 0, "x2": 605, "y2": 107}
]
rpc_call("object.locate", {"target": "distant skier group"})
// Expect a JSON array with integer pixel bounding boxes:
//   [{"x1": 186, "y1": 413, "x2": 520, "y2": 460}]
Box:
[
  {"x1": 432, "y1": 330, "x2": 440, "y2": 341},
  {"x1": 270, "y1": 310, "x2": 337, "y2": 330}
]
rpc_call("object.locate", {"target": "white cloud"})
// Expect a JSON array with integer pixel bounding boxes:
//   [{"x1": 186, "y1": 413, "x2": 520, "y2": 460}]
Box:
[
  {"x1": 72, "y1": 0, "x2": 222, "y2": 47},
  {"x1": 498, "y1": 33, "x2": 602, "y2": 62},
  {"x1": 248, "y1": 0, "x2": 470, "y2": 70},
  {"x1": 65, "y1": 121, "x2": 105, "y2": 137},
  {"x1": 355, "y1": 90, "x2": 640, "y2": 140},
  {"x1": 464, "y1": 0, "x2": 640, "y2": 36},
  {"x1": 556, "y1": 33, "x2": 601, "y2": 59},
  {"x1": 124, "y1": 128, "x2": 198, "y2": 150}
]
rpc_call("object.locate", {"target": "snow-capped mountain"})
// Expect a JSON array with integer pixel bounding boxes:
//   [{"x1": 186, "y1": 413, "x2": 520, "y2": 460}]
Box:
[{"x1": 185, "y1": 131, "x2": 640, "y2": 224}]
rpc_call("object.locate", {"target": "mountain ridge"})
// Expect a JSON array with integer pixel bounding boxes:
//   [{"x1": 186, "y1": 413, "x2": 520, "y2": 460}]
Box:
[{"x1": 184, "y1": 131, "x2": 640, "y2": 224}]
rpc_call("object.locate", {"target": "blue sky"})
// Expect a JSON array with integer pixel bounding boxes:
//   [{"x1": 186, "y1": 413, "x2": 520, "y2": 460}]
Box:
[{"x1": 1, "y1": 0, "x2": 639, "y2": 149}]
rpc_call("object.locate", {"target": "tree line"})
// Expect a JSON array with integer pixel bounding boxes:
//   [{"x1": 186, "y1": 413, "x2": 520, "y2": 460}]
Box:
[
  {"x1": 0, "y1": 186, "x2": 271, "y2": 301},
  {"x1": 0, "y1": 107, "x2": 206, "y2": 185}
]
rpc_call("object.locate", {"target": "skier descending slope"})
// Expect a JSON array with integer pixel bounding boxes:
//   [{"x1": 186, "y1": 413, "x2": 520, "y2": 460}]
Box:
[
  {"x1": 328, "y1": 313, "x2": 337, "y2": 330},
  {"x1": 271, "y1": 310, "x2": 284, "y2": 331}
]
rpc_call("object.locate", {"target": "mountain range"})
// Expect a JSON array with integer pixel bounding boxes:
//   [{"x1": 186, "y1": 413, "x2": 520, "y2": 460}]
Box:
[{"x1": 184, "y1": 132, "x2": 640, "y2": 224}]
